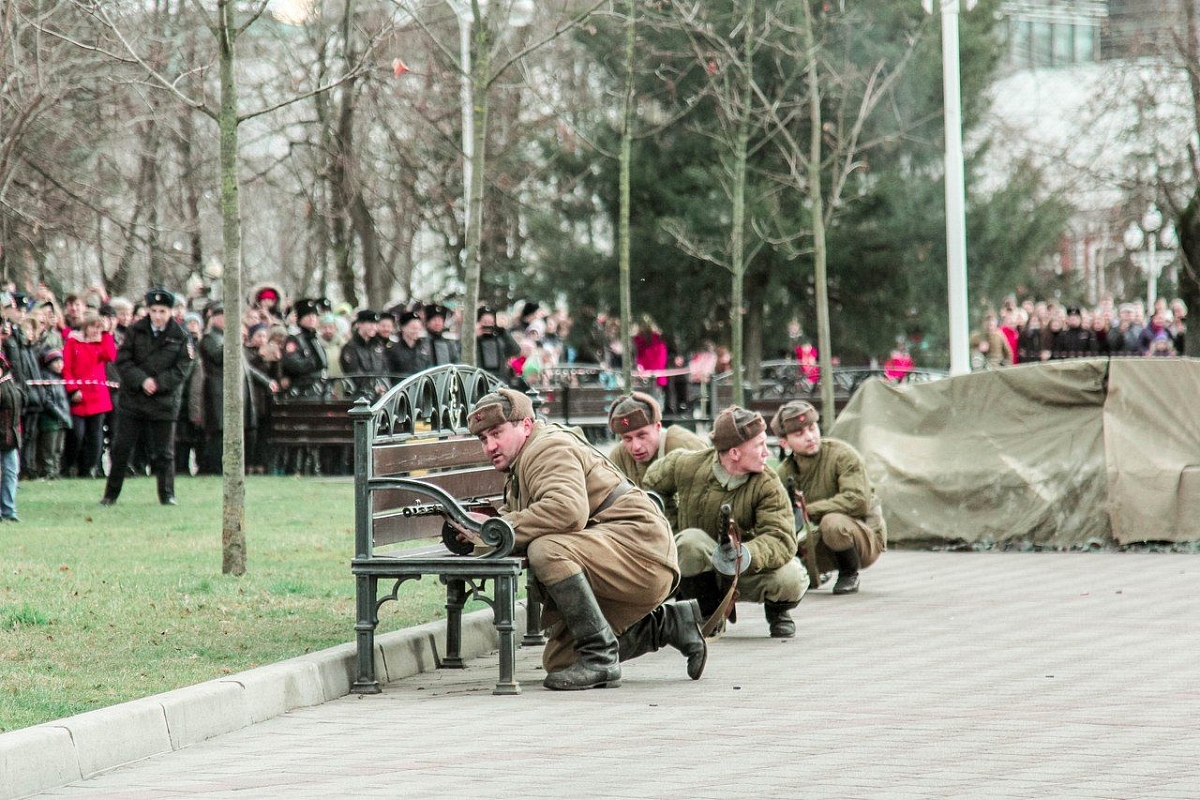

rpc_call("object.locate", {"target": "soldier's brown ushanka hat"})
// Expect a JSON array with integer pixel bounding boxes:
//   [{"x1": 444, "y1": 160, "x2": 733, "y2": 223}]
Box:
[
  {"x1": 711, "y1": 406, "x2": 766, "y2": 451},
  {"x1": 770, "y1": 400, "x2": 820, "y2": 437},
  {"x1": 607, "y1": 391, "x2": 661, "y2": 434},
  {"x1": 467, "y1": 388, "x2": 534, "y2": 435}
]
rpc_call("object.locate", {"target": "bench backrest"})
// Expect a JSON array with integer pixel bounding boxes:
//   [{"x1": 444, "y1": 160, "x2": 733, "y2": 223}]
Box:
[{"x1": 352, "y1": 365, "x2": 507, "y2": 559}]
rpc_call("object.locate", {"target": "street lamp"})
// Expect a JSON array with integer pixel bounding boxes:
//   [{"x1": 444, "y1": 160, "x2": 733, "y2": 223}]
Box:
[{"x1": 1122, "y1": 204, "x2": 1178, "y2": 312}]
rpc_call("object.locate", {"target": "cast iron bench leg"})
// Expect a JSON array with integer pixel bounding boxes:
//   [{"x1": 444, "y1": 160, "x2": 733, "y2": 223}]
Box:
[
  {"x1": 443, "y1": 578, "x2": 466, "y2": 668},
  {"x1": 522, "y1": 571, "x2": 546, "y2": 647},
  {"x1": 493, "y1": 574, "x2": 521, "y2": 695},
  {"x1": 352, "y1": 574, "x2": 381, "y2": 694}
]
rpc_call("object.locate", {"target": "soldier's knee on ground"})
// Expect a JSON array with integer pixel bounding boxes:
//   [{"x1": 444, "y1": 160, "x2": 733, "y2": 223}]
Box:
[{"x1": 675, "y1": 527, "x2": 717, "y2": 576}]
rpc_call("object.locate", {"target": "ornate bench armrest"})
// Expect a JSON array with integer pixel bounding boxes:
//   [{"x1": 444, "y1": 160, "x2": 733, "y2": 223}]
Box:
[{"x1": 369, "y1": 477, "x2": 516, "y2": 559}]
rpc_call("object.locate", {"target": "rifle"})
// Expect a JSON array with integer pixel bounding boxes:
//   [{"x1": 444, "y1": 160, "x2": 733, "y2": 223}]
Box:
[{"x1": 786, "y1": 477, "x2": 823, "y2": 589}]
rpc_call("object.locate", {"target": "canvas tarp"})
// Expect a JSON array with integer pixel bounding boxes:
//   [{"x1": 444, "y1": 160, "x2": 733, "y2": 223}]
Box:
[{"x1": 829, "y1": 358, "x2": 1200, "y2": 546}]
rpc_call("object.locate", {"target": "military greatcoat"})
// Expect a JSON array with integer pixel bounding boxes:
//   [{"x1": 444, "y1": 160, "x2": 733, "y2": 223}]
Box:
[{"x1": 502, "y1": 422, "x2": 677, "y2": 671}]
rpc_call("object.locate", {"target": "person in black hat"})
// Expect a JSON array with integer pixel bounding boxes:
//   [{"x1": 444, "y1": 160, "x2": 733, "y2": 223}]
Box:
[
  {"x1": 338, "y1": 310, "x2": 388, "y2": 398},
  {"x1": 475, "y1": 306, "x2": 518, "y2": 380},
  {"x1": 383, "y1": 309, "x2": 429, "y2": 380},
  {"x1": 100, "y1": 288, "x2": 194, "y2": 506},
  {"x1": 422, "y1": 303, "x2": 460, "y2": 366},
  {"x1": 280, "y1": 298, "x2": 328, "y2": 397},
  {"x1": 1052, "y1": 305, "x2": 1098, "y2": 359}
]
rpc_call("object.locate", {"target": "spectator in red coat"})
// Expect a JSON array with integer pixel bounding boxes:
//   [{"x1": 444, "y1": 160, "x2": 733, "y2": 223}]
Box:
[
  {"x1": 63, "y1": 312, "x2": 117, "y2": 478},
  {"x1": 883, "y1": 345, "x2": 914, "y2": 382},
  {"x1": 633, "y1": 317, "x2": 669, "y2": 390}
]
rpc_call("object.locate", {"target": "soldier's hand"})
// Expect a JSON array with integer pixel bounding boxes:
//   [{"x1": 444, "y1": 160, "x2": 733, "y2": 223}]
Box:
[
  {"x1": 449, "y1": 511, "x2": 490, "y2": 546},
  {"x1": 142, "y1": 377, "x2": 158, "y2": 395}
]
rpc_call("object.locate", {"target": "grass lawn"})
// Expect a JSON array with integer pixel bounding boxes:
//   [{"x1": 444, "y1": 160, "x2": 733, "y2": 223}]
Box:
[{"x1": 0, "y1": 475, "x2": 455, "y2": 733}]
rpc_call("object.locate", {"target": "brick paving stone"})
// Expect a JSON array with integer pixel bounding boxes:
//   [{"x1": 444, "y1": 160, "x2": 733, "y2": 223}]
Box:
[{"x1": 19, "y1": 552, "x2": 1200, "y2": 799}]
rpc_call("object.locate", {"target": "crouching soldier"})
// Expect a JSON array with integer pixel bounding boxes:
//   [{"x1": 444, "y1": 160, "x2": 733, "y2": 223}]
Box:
[
  {"x1": 772, "y1": 400, "x2": 886, "y2": 594},
  {"x1": 643, "y1": 406, "x2": 808, "y2": 638},
  {"x1": 461, "y1": 388, "x2": 706, "y2": 690},
  {"x1": 607, "y1": 391, "x2": 705, "y2": 528}
]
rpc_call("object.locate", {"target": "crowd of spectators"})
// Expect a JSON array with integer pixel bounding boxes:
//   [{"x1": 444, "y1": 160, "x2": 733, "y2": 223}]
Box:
[
  {"x1": 0, "y1": 278, "x2": 1188, "y2": 508},
  {"x1": 971, "y1": 295, "x2": 1187, "y2": 370}
]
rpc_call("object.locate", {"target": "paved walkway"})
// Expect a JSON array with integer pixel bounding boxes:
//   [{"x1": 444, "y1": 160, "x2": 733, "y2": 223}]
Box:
[{"x1": 22, "y1": 552, "x2": 1200, "y2": 799}]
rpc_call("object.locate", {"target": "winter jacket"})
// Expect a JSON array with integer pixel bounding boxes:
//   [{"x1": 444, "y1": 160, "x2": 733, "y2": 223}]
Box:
[{"x1": 64, "y1": 331, "x2": 117, "y2": 417}]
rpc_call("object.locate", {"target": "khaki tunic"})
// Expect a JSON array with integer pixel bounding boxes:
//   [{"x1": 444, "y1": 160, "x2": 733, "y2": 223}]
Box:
[
  {"x1": 503, "y1": 422, "x2": 677, "y2": 671},
  {"x1": 775, "y1": 438, "x2": 886, "y2": 573},
  {"x1": 643, "y1": 447, "x2": 806, "y2": 604},
  {"x1": 609, "y1": 424, "x2": 706, "y2": 529},
  {"x1": 643, "y1": 447, "x2": 798, "y2": 573}
]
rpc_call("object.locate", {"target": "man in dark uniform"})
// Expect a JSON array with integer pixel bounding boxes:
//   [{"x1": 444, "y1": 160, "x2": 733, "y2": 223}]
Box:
[
  {"x1": 1052, "y1": 306, "x2": 1099, "y2": 359},
  {"x1": 280, "y1": 298, "x2": 327, "y2": 396},
  {"x1": 383, "y1": 309, "x2": 428, "y2": 379},
  {"x1": 100, "y1": 289, "x2": 194, "y2": 507},
  {"x1": 339, "y1": 310, "x2": 388, "y2": 398},
  {"x1": 423, "y1": 303, "x2": 461, "y2": 365},
  {"x1": 475, "y1": 306, "x2": 518, "y2": 381}
]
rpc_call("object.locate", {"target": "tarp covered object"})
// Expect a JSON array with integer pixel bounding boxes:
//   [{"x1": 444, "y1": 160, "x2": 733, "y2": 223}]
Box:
[{"x1": 829, "y1": 358, "x2": 1200, "y2": 546}]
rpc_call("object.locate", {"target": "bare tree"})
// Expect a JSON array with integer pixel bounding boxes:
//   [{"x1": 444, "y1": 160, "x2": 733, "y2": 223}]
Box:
[{"x1": 56, "y1": 0, "x2": 382, "y2": 575}]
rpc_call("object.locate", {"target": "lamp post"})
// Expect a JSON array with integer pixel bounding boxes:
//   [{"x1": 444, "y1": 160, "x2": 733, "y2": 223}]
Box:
[
  {"x1": 924, "y1": 0, "x2": 974, "y2": 376},
  {"x1": 1122, "y1": 205, "x2": 1178, "y2": 312}
]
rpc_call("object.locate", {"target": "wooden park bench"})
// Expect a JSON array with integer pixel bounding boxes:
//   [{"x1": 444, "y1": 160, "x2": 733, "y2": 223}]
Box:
[{"x1": 349, "y1": 364, "x2": 544, "y2": 696}]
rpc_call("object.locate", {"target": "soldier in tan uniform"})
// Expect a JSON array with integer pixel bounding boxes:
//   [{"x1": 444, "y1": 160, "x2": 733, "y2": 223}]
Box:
[
  {"x1": 464, "y1": 388, "x2": 707, "y2": 691},
  {"x1": 643, "y1": 406, "x2": 808, "y2": 638},
  {"x1": 772, "y1": 400, "x2": 886, "y2": 595},
  {"x1": 607, "y1": 391, "x2": 705, "y2": 527}
]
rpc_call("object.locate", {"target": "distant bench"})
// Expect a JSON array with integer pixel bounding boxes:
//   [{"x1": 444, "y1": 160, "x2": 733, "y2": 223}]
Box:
[{"x1": 349, "y1": 364, "x2": 544, "y2": 695}]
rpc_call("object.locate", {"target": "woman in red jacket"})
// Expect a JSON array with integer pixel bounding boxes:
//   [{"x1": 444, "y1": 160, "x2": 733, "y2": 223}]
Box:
[{"x1": 63, "y1": 312, "x2": 117, "y2": 478}]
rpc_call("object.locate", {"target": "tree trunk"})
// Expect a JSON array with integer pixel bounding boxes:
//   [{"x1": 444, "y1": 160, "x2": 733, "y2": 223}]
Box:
[
  {"x1": 618, "y1": 0, "x2": 635, "y2": 388},
  {"x1": 217, "y1": 0, "x2": 246, "y2": 577},
  {"x1": 728, "y1": 0, "x2": 755, "y2": 408},
  {"x1": 802, "y1": 0, "x2": 835, "y2": 426},
  {"x1": 461, "y1": 11, "x2": 493, "y2": 368}
]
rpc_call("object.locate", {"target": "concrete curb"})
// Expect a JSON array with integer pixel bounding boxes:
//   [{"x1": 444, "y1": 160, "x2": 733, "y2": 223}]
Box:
[{"x1": 0, "y1": 604, "x2": 529, "y2": 800}]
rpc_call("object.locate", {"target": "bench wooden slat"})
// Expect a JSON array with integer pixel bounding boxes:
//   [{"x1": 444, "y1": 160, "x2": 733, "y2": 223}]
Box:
[{"x1": 373, "y1": 437, "x2": 491, "y2": 476}]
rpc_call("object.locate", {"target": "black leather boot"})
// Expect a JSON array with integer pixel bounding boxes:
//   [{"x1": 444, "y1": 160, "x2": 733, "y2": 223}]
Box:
[
  {"x1": 764, "y1": 600, "x2": 799, "y2": 638},
  {"x1": 542, "y1": 573, "x2": 621, "y2": 691},
  {"x1": 617, "y1": 600, "x2": 707, "y2": 680},
  {"x1": 833, "y1": 545, "x2": 861, "y2": 594},
  {"x1": 675, "y1": 572, "x2": 723, "y2": 619}
]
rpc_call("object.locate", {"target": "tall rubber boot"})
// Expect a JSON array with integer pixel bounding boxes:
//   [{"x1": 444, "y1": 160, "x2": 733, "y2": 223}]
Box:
[
  {"x1": 542, "y1": 573, "x2": 621, "y2": 691},
  {"x1": 617, "y1": 600, "x2": 707, "y2": 680},
  {"x1": 832, "y1": 545, "x2": 861, "y2": 595},
  {"x1": 764, "y1": 600, "x2": 799, "y2": 638}
]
